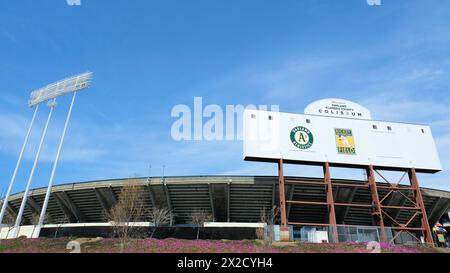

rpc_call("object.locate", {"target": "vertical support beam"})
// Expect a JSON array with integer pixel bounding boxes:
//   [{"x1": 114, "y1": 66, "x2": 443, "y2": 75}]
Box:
[
  {"x1": 333, "y1": 187, "x2": 340, "y2": 203},
  {"x1": 278, "y1": 159, "x2": 289, "y2": 241},
  {"x1": 94, "y1": 189, "x2": 110, "y2": 212},
  {"x1": 324, "y1": 162, "x2": 338, "y2": 243},
  {"x1": 278, "y1": 159, "x2": 287, "y2": 227},
  {"x1": 27, "y1": 197, "x2": 42, "y2": 216},
  {"x1": 226, "y1": 182, "x2": 230, "y2": 223},
  {"x1": 164, "y1": 184, "x2": 172, "y2": 211},
  {"x1": 54, "y1": 192, "x2": 76, "y2": 222},
  {"x1": 163, "y1": 183, "x2": 173, "y2": 226},
  {"x1": 54, "y1": 191, "x2": 85, "y2": 223},
  {"x1": 208, "y1": 184, "x2": 215, "y2": 221},
  {"x1": 339, "y1": 188, "x2": 357, "y2": 224},
  {"x1": 270, "y1": 184, "x2": 276, "y2": 219},
  {"x1": 427, "y1": 197, "x2": 442, "y2": 225},
  {"x1": 428, "y1": 198, "x2": 450, "y2": 227},
  {"x1": 367, "y1": 165, "x2": 387, "y2": 243},
  {"x1": 409, "y1": 168, "x2": 434, "y2": 246},
  {"x1": 5, "y1": 203, "x2": 18, "y2": 219},
  {"x1": 147, "y1": 184, "x2": 156, "y2": 208},
  {"x1": 286, "y1": 184, "x2": 295, "y2": 220},
  {"x1": 106, "y1": 187, "x2": 117, "y2": 204},
  {"x1": 94, "y1": 187, "x2": 117, "y2": 213}
]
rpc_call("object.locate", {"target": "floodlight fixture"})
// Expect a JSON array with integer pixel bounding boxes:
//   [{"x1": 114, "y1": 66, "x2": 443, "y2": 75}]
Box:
[{"x1": 28, "y1": 72, "x2": 93, "y2": 107}]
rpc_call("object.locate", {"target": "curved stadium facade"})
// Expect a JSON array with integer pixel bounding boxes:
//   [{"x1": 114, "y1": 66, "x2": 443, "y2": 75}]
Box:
[{"x1": 2, "y1": 176, "x2": 450, "y2": 242}]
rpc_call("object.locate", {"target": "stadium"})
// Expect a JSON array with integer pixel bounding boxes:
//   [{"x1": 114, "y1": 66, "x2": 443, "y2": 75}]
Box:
[{"x1": 1, "y1": 174, "x2": 450, "y2": 244}]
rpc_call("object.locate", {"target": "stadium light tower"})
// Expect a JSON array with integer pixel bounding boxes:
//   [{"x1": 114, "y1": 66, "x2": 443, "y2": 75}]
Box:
[
  {"x1": 34, "y1": 72, "x2": 93, "y2": 238},
  {"x1": 0, "y1": 72, "x2": 93, "y2": 238}
]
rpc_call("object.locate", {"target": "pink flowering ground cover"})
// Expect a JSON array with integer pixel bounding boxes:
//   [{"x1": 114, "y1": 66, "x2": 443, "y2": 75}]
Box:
[{"x1": 0, "y1": 238, "x2": 436, "y2": 253}]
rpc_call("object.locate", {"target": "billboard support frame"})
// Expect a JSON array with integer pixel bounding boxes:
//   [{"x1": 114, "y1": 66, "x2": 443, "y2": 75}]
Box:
[
  {"x1": 367, "y1": 165, "x2": 387, "y2": 243},
  {"x1": 324, "y1": 162, "x2": 339, "y2": 243},
  {"x1": 277, "y1": 160, "x2": 434, "y2": 246},
  {"x1": 409, "y1": 168, "x2": 434, "y2": 245},
  {"x1": 277, "y1": 159, "x2": 289, "y2": 240}
]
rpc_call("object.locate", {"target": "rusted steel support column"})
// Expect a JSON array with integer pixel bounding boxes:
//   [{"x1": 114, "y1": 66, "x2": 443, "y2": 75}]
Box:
[
  {"x1": 278, "y1": 158, "x2": 289, "y2": 241},
  {"x1": 323, "y1": 162, "x2": 338, "y2": 243},
  {"x1": 408, "y1": 168, "x2": 434, "y2": 246},
  {"x1": 367, "y1": 165, "x2": 387, "y2": 243}
]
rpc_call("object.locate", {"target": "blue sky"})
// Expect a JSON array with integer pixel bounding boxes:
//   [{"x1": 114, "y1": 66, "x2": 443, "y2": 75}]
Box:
[{"x1": 0, "y1": 0, "x2": 449, "y2": 195}]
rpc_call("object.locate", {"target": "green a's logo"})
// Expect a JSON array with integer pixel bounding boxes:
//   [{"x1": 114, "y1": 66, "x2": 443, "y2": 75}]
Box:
[{"x1": 290, "y1": 126, "x2": 314, "y2": 149}]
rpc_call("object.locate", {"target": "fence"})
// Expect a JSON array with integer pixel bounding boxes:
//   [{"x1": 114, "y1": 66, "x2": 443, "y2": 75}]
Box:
[{"x1": 290, "y1": 225, "x2": 424, "y2": 245}]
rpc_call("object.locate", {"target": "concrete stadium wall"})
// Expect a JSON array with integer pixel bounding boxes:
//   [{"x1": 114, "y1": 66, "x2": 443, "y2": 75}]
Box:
[
  {"x1": 39, "y1": 226, "x2": 261, "y2": 240},
  {"x1": 1, "y1": 222, "x2": 266, "y2": 240},
  {"x1": 0, "y1": 226, "x2": 38, "y2": 239}
]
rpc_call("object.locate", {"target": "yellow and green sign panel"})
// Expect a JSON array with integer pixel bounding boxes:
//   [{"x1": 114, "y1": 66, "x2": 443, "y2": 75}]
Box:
[{"x1": 335, "y1": 128, "x2": 356, "y2": 155}]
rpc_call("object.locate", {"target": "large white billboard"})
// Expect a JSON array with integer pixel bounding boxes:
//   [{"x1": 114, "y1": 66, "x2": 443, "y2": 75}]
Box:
[{"x1": 243, "y1": 99, "x2": 442, "y2": 173}]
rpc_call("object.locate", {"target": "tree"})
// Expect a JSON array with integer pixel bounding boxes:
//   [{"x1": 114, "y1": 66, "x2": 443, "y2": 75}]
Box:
[
  {"x1": 149, "y1": 207, "x2": 172, "y2": 238},
  {"x1": 30, "y1": 213, "x2": 52, "y2": 238},
  {"x1": 106, "y1": 185, "x2": 148, "y2": 252},
  {"x1": 54, "y1": 215, "x2": 70, "y2": 238},
  {"x1": 30, "y1": 213, "x2": 40, "y2": 238},
  {"x1": 1, "y1": 212, "x2": 28, "y2": 239},
  {"x1": 1, "y1": 213, "x2": 16, "y2": 240},
  {"x1": 259, "y1": 206, "x2": 279, "y2": 245},
  {"x1": 190, "y1": 209, "x2": 213, "y2": 240}
]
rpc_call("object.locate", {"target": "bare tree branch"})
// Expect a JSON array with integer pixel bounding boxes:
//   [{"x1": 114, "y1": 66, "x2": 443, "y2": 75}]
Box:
[
  {"x1": 258, "y1": 206, "x2": 279, "y2": 245},
  {"x1": 105, "y1": 185, "x2": 148, "y2": 252},
  {"x1": 149, "y1": 207, "x2": 172, "y2": 238},
  {"x1": 190, "y1": 209, "x2": 213, "y2": 240},
  {"x1": 1, "y1": 213, "x2": 16, "y2": 240}
]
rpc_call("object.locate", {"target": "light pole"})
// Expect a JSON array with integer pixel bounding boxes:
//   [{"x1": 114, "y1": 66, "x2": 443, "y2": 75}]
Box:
[
  {"x1": 0, "y1": 105, "x2": 39, "y2": 225},
  {"x1": 12, "y1": 100, "x2": 56, "y2": 238},
  {"x1": 34, "y1": 92, "x2": 77, "y2": 238}
]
